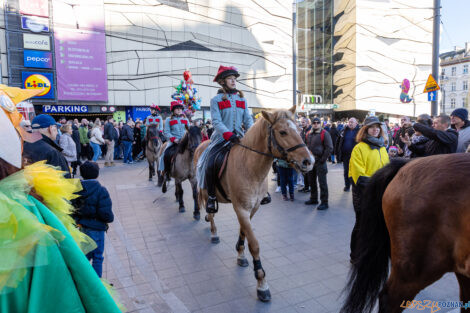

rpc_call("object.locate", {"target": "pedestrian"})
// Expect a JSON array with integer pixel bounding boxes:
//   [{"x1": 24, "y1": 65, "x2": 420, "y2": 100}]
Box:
[
  {"x1": 89, "y1": 121, "x2": 105, "y2": 162},
  {"x1": 277, "y1": 159, "x2": 295, "y2": 201},
  {"x1": 394, "y1": 116, "x2": 414, "y2": 157},
  {"x1": 23, "y1": 114, "x2": 71, "y2": 178},
  {"x1": 79, "y1": 119, "x2": 92, "y2": 161},
  {"x1": 133, "y1": 121, "x2": 143, "y2": 160},
  {"x1": 114, "y1": 121, "x2": 123, "y2": 160},
  {"x1": 58, "y1": 124, "x2": 77, "y2": 175},
  {"x1": 103, "y1": 116, "x2": 118, "y2": 167},
  {"x1": 388, "y1": 145, "x2": 399, "y2": 158},
  {"x1": 121, "y1": 119, "x2": 135, "y2": 164},
  {"x1": 335, "y1": 118, "x2": 360, "y2": 191},
  {"x1": 405, "y1": 114, "x2": 458, "y2": 156},
  {"x1": 328, "y1": 123, "x2": 339, "y2": 163},
  {"x1": 74, "y1": 161, "x2": 114, "y2": 278},
  {"x1": 20, "y1": 119, "x2": 32, "y2": 133},
  {"x1": 70, "y1": 121, "x2": 82, "y2": 176},
  {"x1": 401, "y1": 114, "x2": 432, "y2": 158},
  {"x1": 305, "y1": 117, "x2": 333, "y2": 210},
  {"x1": 348, "y1": 116, "x2": 390, "y2": 263},
  {"x1": 450, "y1": 108, "x2": 470, "y2": 153},
  {"x1": 298, "y1": 117, "x2": 311, "y2": 193}
]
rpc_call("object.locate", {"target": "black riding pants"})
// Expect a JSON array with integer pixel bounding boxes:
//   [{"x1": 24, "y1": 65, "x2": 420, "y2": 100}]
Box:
[{"x1": 205, "y1": 141, "x2": 229, "y2": 198}]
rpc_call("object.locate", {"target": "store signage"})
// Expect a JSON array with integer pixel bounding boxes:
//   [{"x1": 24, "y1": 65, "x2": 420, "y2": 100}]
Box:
[
  {"x1": 43, "y1": 105, "x2": 88, "y2": 113},
  {"x1": 21, "y1": 16, "x2": 49, "y2": 33},
  {"x1": 19, "y1": 0, "x2": 49, "y2": 18},
  {"x1": 22, "y1": 72, "x2": 54, "y2": 99},
  {"x1": 24, "y1": 50, "x2": 52, "y2": 68},
  {"x1": 23, "y1": 34, "x2": 50, "y2": 50}
]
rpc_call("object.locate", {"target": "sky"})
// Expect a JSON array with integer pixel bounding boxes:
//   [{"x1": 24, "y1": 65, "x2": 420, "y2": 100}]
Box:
[{"x1": 440, "y1": 0, "x2": 470, "y2": 52}]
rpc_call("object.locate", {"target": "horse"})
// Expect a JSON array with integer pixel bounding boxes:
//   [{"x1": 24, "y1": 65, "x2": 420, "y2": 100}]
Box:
[
  {"x1": 145, "y1": 125, "x2": 163, "y2": 183},
  {"x1": 161, "y1": 125, "x2": 202, "y2": 219},
  {"x1": 341, "y1": 153, "x2": 470, "y2": 313},
  {"x1": 193, "y1": 106, "x2": 314, "y2": 302}
]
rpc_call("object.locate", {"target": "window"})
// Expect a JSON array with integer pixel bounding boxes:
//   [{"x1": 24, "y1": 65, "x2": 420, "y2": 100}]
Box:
[
  {"x1": 464, "y1": 65, "x2": 469, "y2": 74},
  {"x1": 451, "y1": 82, "x2": 456, "y2": 91},
  {"x1": 463, "y1": 98, "x2": 467, "y2": 107},
  {"x1": 452, "y1": 67, "x2": 457, "y2": 76},
  {"x1": 442, "y1": 69, "x2": 445, "y2": 75},
  {"x1": 464, "y1": 80, "x2": 468, "y2": 91},
  {"x1": 451, "y1": 98, "x2": 456, "y2": 108}
]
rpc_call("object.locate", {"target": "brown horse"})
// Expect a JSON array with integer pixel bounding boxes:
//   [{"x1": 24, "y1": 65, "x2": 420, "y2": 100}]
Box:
[
  {"x1": 145, "y1": 125, "x2": 163, "y2": 183},
  {"x1": 193, "y1": 106, "x2": 314, "y2": 302},
  {"x1": 341, "y1": 153, "x2": 470, "y2": 313},
  {"x1": 161, "y1": 126, "x2": 202, "y2": 219}
]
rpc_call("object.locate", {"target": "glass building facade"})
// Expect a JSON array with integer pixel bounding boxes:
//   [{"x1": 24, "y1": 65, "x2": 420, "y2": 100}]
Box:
[{"x1": 296, "y1": 0, "x2": 334, "y2": 109}]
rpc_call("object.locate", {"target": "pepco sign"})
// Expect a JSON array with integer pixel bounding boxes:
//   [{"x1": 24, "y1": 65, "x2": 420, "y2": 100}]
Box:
[
  {"x1": 24, "y1": 50, "x2": 52, "y2": 69},
  {"x1": 22, "y1": 72, "x2": 54, "y2": 99}
]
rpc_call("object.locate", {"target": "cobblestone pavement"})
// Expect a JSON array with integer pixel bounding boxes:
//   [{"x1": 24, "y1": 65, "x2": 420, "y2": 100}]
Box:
[{"x1": 97, "y1": 160, "x2": 460, "y2": 313}]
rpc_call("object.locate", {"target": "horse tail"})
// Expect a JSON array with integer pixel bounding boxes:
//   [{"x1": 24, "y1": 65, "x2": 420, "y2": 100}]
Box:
[{"x1": 341, "y1": 158, "x2": 409, "y2": 313}]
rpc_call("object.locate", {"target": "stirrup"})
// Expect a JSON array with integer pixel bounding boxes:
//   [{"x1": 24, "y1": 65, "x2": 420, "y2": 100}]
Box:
[{"x1": 206, "y1": 196, "x2": 218, "y2": 214}]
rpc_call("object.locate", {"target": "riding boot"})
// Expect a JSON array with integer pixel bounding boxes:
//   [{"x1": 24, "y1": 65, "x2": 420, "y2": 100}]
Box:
[{"x1": 205, "y1": 157, "x2": 218, "y2": 214}]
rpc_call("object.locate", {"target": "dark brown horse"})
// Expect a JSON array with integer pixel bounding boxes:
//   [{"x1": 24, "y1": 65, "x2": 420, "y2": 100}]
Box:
[
  {"x1": 341, "y1": 153, "x2": 470, "y2": 313},
  {"x1": 161, "y1": 125, "x2": 202, "y2": 219},
  {"x1": 145, "y1": 125, "x2": 163, "y2": 183}
]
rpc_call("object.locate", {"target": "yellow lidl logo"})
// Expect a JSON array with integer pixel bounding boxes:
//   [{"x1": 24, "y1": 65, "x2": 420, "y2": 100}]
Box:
[{"x1": 24, "y1": 74, "x2": 51, "y2": 96}]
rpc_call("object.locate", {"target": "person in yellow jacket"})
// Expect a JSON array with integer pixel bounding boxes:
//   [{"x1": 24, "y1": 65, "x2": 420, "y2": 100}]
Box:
[{"x1": 348, "y1": 115, "x2": 389, "y2": 263}]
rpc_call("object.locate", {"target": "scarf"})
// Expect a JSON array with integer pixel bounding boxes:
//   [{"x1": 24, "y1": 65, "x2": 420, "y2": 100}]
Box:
[{"x1": 364, "y1": 136, "x2": 385, "y2": 150}]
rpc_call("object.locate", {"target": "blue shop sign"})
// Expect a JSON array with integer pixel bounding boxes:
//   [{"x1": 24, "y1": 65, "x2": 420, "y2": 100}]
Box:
[
  {"x1": 24, "y1": 50, "x2": 52, "y2": 68},
  {"x1": 21, "y1": 16, "x2": 50, "y2": 33},
  {"x1": 43, "y1": 105, "x2": 88, "y2": 114},
  {"x1": 126, "y1": 106, "x2": 151, "y2": 121}
]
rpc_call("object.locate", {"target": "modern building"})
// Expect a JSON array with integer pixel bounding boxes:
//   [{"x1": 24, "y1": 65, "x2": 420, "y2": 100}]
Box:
[{"x1": 439, "y1": 43, "x2": 470, "y2": 114}]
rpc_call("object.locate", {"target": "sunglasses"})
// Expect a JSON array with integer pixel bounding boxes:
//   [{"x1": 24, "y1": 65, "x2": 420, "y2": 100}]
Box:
[{"x1": 312, "y1": 121, "x2": 321, "y2": 124}]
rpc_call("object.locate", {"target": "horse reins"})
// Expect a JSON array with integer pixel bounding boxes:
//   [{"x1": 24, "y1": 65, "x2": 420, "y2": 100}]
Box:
[{"x1": 235, "y1": 118, "x2": 306, "y2": 163}]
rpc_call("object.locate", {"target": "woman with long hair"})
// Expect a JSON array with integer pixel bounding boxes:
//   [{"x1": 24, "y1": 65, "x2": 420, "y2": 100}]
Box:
[
  {"x1": 348, "y1": 116, "x2": 390, "y2": 263},
  {"x1": 89, "y1": 121, "x2": 105, "y2": 162}
]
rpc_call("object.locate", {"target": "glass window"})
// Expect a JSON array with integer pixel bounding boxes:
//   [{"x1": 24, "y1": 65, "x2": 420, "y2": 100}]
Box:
[
  {"x1": 442, "y1": 68, "x2": 445, "y2": 75},
  {"x1": 464, "y1": 80, "x2": 468, "y2": 91},
  {"x1": 452, "y1": 67, "x2": 456, "y2": 76},
  {"x1": 451, "y1": 82, "x2": 456, "y2": 91},
  {"x1": 451, "y1": 98, "x2": 456, "y2": 108},
  {"x1": 463, "y1": 98, "x2": 467, "y2": 107},
  {"x1": 464, "y1": 65, "x2": 469, "y2": 74}
]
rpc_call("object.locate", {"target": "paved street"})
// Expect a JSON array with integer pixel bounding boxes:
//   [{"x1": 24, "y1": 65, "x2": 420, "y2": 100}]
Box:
[{"x1": 97, "y1": 161, "x2": 460, "y2": 313}]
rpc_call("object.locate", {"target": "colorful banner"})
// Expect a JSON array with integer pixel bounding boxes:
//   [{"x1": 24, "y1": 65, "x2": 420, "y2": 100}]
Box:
[
  {"x1": 22, "y1": 72, "x2": 55, "y2": 99},
  {"x1": 21, "y1": 16, "x2": 50, "y2": 33},
  {"x1": 19, "y1": 0, "x2": 49, "y2": 18},
  {"x1": 24, "y1": 50, "x2": 52, "y2": 69},
  {"x1": 53, "y1": 0, "x2": 108, "y2": 102}
]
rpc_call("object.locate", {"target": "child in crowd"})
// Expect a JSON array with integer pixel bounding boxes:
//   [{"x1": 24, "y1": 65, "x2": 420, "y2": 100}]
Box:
[
  {"x1": 74, "y1": 161, "x2": 114, "y2": 277},
  {"x1": 388, "y1": 146, "x2": 399, "y2": 159}
]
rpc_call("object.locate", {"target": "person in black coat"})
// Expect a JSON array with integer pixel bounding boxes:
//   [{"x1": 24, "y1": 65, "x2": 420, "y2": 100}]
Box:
[
  {"x1": 328, "y1": 123, "x2": 339, "y2": 163},
  {"x1": 335, "y1": 118, "x2": 360, "y2": 191},
  {"x1": 74, "y1": 161, "x2": 114, "y2": 277},
  {"x1": 71, "y1": 123, "x2": 82, "y2": 177},
  {"x1": 133, "y1": 121, "x2": 143, "y2": 160},
  {"x1": 23, "y1": 114, "x2": 71, "y2": 178}
]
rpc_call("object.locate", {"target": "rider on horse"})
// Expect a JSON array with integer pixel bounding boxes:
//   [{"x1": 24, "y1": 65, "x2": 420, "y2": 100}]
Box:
[
  {"x1": 196, "y1": 65, "x2": 254, "y2": 213},
  {"x1": 159, "y1": 100, "x2": 189, "y2": 176},
  {"x1": 145, "y1": 103, "x2": 164, "y2": 135}
]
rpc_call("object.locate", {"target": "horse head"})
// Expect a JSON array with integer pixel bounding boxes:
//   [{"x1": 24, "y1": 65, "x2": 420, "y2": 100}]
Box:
[
  {"x1": 147, "y1": 125, "x2": 161, "y2": 148},
  {"x1": 178, "y1": 125, "x2": 202, "y2": 154},
  {"x1": 261, "y1": 105, "x2": 314, "y2": 173}
]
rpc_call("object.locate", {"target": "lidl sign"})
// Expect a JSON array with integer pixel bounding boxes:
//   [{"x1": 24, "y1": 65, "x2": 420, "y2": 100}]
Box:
[{"x1": 22, "y1": 72, "x2": 54, "y2": 99}]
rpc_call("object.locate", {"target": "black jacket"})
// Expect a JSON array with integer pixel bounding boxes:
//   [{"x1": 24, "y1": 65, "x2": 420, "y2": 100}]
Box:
[
  {"x1": 335, "y1": 125, "x2": 360, "y2": 162},
  {"x1": 74, "y1": 179, "x2": 114, "y2": 231},
  {"x1": 306, "y1": 128, "x2": 333, "y2": 164},
  {"x1": 411, "y1": 123, "x2": 458, "y2": 156},
  {"x1": 121, "y1": 124, "x2": 133, "y2": 142},
  {"x1": 300, "y1": 125, "x2": 312, "y2": 143},
  {"x1": 72, "y1": 124, "x2": 81, "y2": 156},
  {"x1": 104, "y1": 122, "x2": 119, "y2": 141},
  {"x1": 328, "y1": 126, "x2": 339, "y2": 153},
  {"x1": 23, "y1": 135, "x2": 71, "y2": 178}
]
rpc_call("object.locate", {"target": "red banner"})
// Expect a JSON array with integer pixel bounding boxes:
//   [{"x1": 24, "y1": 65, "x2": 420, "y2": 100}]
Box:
[{"x1": 19, "y1": 0, "x2": 49, "y2": 18}]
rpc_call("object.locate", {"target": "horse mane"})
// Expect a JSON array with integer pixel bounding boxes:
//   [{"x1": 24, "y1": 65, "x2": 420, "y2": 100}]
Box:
[
  {"x1": 241, "y1": 109, "x2": 294, "y2": 148},
  {"x1": 177, "y1": 126, "x2": 201, "y2": 154}
]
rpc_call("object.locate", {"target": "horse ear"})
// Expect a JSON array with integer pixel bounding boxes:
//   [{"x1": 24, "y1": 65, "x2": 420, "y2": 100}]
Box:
[
  {"x1": 289, "y1": 105, "x2": 296, "y2": 115},
  {"x1": 261, "y1": 111, "x2": 274, "y2": 124}
]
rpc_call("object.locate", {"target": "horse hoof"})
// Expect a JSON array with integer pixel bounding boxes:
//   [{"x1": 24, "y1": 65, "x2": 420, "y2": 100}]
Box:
[
  {"x1": 211, "y1": 236, "x2": 220, "y2": 244},
  {"x1": 205, "y1": 215, "x2": 209, "y2": 222},
  {"x1": 257, "y1": 289, "x2": 271, "y2": 302},
  {"x1": 179, "y1": 207, "x2": 185, "y2": 213},
  {"x1": 193, "y1": 212, "x2": 200, "y2": 220},
  {"x1": 237, "y1": 258, "x2": 249, "y2": 267}
]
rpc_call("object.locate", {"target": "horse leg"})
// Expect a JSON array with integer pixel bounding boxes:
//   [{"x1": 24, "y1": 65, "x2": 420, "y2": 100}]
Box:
[
  {"x1": 237, "y1": 212, "x2": 271, "y2": 302},
  {"x1": 148, "y1": 160, "x2": 154, "y2": 181},
  {"x1": 208, "y1": 213, "x2": 219, "y2": 244},
  {"x1": 176, "y1": 182, "x2": 185, "y2": 213},
  {"x1": 191, "y1": 179, "x2": 200, "y2": 221},
  {"x1": 235, "y1": 229, "x2": 248, "y2": 267},
  {"x1": 456, "y1": 273, "x2": 470, "y2": 312}
]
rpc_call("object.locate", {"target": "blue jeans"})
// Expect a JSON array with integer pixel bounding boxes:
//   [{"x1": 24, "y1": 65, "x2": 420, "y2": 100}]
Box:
[
  {"x1": 278, "y1": 166, "x2": 295, "y2": 196},
  {"x1": 122, "y1": 141, "x2": 133, "y2": 163},
  {"x1": 83, "y1": 228, "x2": 105, "y2": 277},
  {"x1": 90, "y1": 142, "x2": 102, "y2": 162},
  {"x1": 114, "y1": 142, "x2": 123, "y2": 159}
]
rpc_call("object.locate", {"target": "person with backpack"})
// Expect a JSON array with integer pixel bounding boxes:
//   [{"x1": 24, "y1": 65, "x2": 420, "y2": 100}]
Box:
[
  {"x1": 305, "y1": 117, "x2": 333, "y2": 210},
  {"x1": 74, "y1": 161, "x2": 114, "y2": 278}
]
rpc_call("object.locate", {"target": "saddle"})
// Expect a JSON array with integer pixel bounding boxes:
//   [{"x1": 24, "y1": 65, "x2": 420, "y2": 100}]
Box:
[{"x1": 163, "y1": 144, "x2": 179, "y2": 173}]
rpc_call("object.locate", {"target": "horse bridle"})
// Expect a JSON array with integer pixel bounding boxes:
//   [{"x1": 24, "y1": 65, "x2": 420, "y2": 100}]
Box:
[{"x1": 235, "y1": 117, "x2": 306, "y2": 163}]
